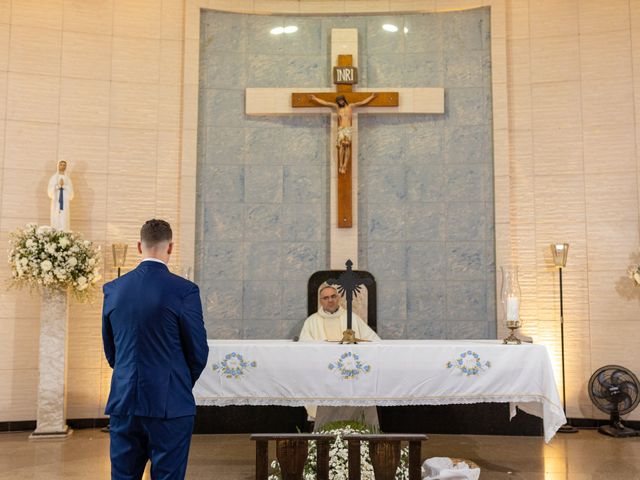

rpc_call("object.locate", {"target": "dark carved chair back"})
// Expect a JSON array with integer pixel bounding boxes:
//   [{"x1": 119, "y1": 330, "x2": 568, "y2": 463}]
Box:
[{"x1": 308, "y1": 270, "x2": 377, "y2": 332}]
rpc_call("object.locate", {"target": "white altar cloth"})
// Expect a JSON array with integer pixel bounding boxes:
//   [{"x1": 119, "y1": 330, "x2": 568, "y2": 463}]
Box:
[{"x1": 193, "y1": 340, "x2": 566, "y2": 442}]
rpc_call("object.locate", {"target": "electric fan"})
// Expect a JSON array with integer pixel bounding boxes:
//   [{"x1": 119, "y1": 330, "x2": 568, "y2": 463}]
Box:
[{"x1": 588, "y1": 365, "x2": 640, "y2": 438}]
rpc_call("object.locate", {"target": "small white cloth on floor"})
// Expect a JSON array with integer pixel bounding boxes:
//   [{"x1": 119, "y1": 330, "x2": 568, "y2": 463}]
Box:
[{"x1": 422, "y1": 457, "x2": 480, "y2": 480}]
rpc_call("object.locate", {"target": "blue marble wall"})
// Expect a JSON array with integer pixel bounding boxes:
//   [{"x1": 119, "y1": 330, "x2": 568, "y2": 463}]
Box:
[{"x1": 196, "y1": 8, "x2": 495, "y2": 340}]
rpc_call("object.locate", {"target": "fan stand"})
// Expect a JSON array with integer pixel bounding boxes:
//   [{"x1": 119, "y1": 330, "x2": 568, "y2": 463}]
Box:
[
  {"x1": 557, "y1": 267, "x2": 578, "y2": 434},
  {"x1": 599, "y1": 408, "x2": 639, "y2": 438},
  {"x1": 559, "y1": 423, "x2": 578, "y2": 434}
]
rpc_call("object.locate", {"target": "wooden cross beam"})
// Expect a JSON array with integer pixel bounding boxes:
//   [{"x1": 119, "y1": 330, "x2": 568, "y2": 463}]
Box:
[
  {"x1": 292, "y1": 55, "x2": 399, "y2": 228},
  {"x1": 292, "y1": 91, "x2": 398, "y2": 107}
]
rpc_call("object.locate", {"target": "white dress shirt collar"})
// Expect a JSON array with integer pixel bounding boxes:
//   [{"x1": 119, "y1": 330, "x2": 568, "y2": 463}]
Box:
[{"x1": 141, "y1": 257, "x2": 166, "y2": 265}]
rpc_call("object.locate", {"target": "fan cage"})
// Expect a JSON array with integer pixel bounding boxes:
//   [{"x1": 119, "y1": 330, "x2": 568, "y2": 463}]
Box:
[{"x1": 588, "y1": 365, "x2": 640, "y2": 416}]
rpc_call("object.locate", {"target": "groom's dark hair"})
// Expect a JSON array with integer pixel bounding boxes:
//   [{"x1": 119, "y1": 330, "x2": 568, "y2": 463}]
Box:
[{"x1": 140, "y1": 219, "x2": 172, "y2": 247}]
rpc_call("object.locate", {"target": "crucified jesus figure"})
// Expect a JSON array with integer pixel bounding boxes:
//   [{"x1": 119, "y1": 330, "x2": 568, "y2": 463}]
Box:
[{"x1": 309, "y1": 93, "x2": 376, "y2": 174}]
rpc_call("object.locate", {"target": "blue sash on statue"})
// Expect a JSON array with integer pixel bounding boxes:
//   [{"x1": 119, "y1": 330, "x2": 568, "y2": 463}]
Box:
[{"x1": 58, "y1": 187, "x2": 64, "y2": 211}]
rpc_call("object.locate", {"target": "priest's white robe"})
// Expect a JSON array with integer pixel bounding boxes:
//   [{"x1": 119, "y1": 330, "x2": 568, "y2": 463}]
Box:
[
  {"x1": 47, "y1": 172, "x2": 74, "y2": 232},
  {"x1": 300, "y1": 306, "x2": 380, "y2": 429},
  {"x1": 299, "y1": 307, "x2": 380, "y2": 342}
]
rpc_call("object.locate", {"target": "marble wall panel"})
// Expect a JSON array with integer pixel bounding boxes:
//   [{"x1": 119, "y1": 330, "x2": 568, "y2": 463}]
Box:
[
  {"x1": 282, "y1": 203, "x2": 323, "y2": 241},
  {"x1": 283, "y1": 165, "x2": 323, "y2": 203},
  {"x1": 196, "y1": 8, "x2": 494, "y2": 339},
  {"x1": 244, "y1": 165, "x2": 283, "y2": 203},
  {"x1": 406, "y1": 242, "x2": 446, "y2": 279},
  {"x1": 202, "y1": 202, "x2": 244, "y2": 241},
  {"x1": 365, "y1": 164, "x2": 406, "y2": 204},
  {"x1": 446, "y1": 280, "x2": 487, "y2": 323},
  {"x1": 407, "y1": 280, "x2": 446, "y2": 323},
  {"x1": 243, "y1": 281, "x2": 282, "y2": 319},
  {"x1": 405, "y1": 202, "x2": 445, "y2": 241},
  {"x1": 202, "y1": 241, "x2": 244, "y2": 281},
  {"x1": 244, "y1": 204, "x2": 283, "y2": 241},
  {"x1": 405, "y1": 163, "x2": 444, "y2": 202},
  {"x1": 403, "y1": 52, "x2": 444, "y2": 87},
  {"x1": 447, "y1": 242, "x2": 486, "y2": 279},
  {"x1": 281, "y1": 280, "x2": 309, "y2": 321},
  {"x1": 403, "y1": 13, "x2": 442, "y2": 52},
  {"x1": 244, "y1": 242, "x2": 281, "y2": 280},
  {"x1": 367, "y1": 242, "x2": 407, "y2": 280}
]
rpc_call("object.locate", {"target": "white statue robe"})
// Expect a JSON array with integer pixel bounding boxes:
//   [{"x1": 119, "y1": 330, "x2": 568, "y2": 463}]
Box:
[
  {"x1": 300, "y1": 306, "x2": 380, "y2": 429},
  {"x1": 47, "y1": 173, "x2": 74, "y2": 232}
]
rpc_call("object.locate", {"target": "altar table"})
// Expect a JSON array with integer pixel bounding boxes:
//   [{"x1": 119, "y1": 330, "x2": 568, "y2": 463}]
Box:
[{"x1": 193, "y1": 340, "x2": 566, "y2": 442}]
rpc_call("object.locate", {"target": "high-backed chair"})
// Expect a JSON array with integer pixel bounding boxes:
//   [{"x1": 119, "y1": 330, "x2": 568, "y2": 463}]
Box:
[{"x1": 307, "y1": 270, "x2": 377, "y2": 331}]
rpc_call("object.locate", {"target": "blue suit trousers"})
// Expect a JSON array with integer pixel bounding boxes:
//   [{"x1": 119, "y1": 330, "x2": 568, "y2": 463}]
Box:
[{"x1": 109, "y1": 414, "x2": 195, "y2": 480}]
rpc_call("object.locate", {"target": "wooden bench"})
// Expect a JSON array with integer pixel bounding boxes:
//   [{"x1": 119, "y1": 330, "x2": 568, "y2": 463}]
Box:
[
  {"x1": 251, "y1": 432, "x2": 427, "y2": 480},
  {"x1": 343, "y1": 434, "x2": 427, "y2": 480},
  {"x1": 251, "y1": 433, "x2": 336, "y2": 480}
]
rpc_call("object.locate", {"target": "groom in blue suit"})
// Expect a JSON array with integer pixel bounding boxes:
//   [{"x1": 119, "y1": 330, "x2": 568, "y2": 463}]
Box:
[{"x1": 102, "y1": 219, "x2": 209, "y2": 479}]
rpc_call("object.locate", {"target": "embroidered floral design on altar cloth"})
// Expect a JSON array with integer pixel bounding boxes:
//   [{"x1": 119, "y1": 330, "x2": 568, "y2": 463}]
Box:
[
  {"x1": 328, "y1": 351, "x2": 371, "y2": 380},
  {"x1": 446, "y1": 350, "x2": 491, "y2": 376},
  {"x1": 213, "y1": 352, "x2": 257, "y2": 379}
]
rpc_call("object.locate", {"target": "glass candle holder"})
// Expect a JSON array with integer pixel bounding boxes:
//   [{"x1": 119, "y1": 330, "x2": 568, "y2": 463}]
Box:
[
  {"x1": 501, "y1": 266, "x2": 522, "y2": 344},
  {"x1": 111, "y1": 243, "x2": 128, "y2": 278}
]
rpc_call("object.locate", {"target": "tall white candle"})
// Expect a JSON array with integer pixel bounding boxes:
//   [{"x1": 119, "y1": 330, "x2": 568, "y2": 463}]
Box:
[{"x1": 506, "y1": 296, "x2": 519, "y2": 322}]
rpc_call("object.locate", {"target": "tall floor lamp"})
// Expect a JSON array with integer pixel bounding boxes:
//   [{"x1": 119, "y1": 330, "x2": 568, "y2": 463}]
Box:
[
  {"x1": 102, "y1": 243, "x2": 128, "y2": 434},
  {"x1": 111, "y1": 243, "x2": 128, "y2": 278},
  {"x1": 551, "y1": 243, "x2": 578, "y2": 434}
]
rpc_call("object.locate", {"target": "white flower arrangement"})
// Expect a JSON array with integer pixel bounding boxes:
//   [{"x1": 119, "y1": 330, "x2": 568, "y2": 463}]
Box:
[
  {"x1": 628, "y1": 263, "x2": 640, "y2": 286},
  {"x1": 8, "y1": 224, "x2": 102, "y2": 300},
  {"x1": 268, "y1": 421, "x2": 409, "y2": 480}
]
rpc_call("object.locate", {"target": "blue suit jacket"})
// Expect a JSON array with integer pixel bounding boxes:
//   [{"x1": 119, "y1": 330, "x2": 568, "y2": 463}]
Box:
[{"x1": 102, "y1": 260, "x2": 209, "y2": 418}]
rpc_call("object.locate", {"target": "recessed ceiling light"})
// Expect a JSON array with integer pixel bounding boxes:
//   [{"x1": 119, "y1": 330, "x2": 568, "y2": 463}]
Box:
[
  {"x1": 283, "y1": 25, "x2": 298, "y2": 34},
  {"x1": 270, "y1": 26, "x2": 284, "y2": 35},
  {"x1": 382, "y1": 24, "x2": 398, "y2": 32}
]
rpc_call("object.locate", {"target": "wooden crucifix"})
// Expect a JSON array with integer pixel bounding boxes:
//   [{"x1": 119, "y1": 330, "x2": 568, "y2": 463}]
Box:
[
  {"x1": 292, "y1": 55, "x2": 399, "y2": 228},
  {"x1": 245, "y1": 28, "x2": 444, "y2": 269}
]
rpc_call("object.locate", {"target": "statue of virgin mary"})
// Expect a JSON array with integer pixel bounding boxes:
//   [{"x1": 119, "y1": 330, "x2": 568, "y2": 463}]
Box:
[{"x1": 47, "y1": 160, "x2": 74, "y2": 231}]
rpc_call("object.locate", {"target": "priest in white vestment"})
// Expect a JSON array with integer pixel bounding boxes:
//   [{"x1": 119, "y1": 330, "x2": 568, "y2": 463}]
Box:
[
  {"x1": 300, "y1": 284, "x2": 379, "y2": 342},
  {"x1": 47, "y1": 160, "x2": 74, "y2": 232},
  {"x1": 300, "y1": 283, "x2": 380, "y2": 430}
]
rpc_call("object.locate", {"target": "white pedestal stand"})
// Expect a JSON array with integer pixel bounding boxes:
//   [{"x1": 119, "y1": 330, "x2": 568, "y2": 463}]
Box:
[{"x1": 29, "y1": 287, "x2": 73, "y2": 440}]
